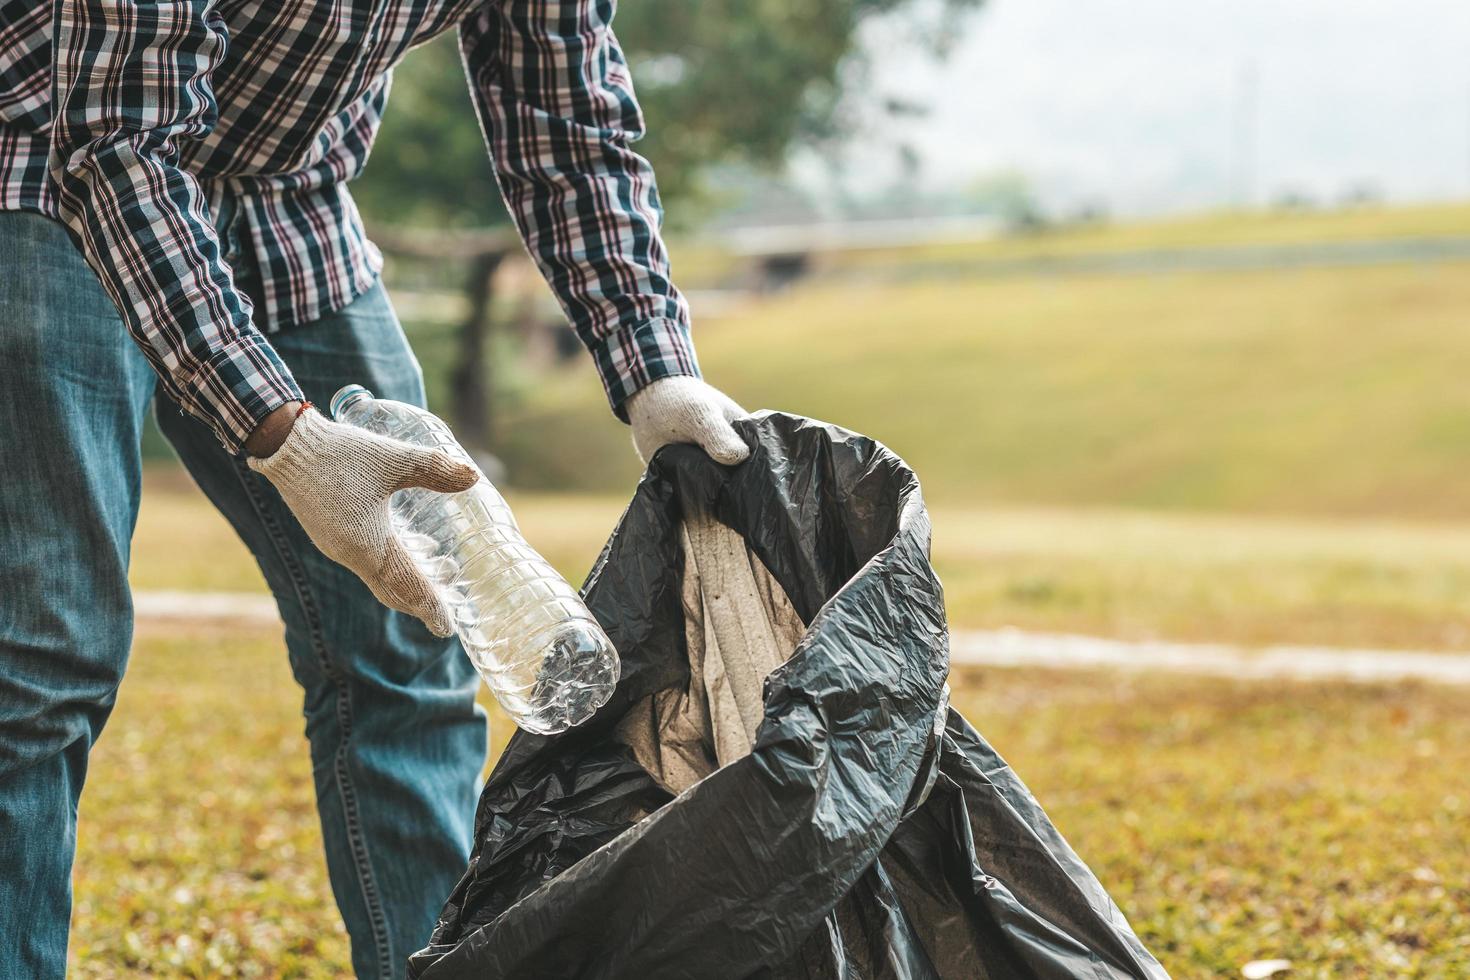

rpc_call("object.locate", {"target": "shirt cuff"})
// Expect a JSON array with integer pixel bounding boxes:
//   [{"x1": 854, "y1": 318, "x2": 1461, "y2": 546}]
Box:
[
  {"x1": 176, "y1": 335, "x2": 305, "y2": 454},
  {"x1": 589, "y1": 317, "x2": 702, "y2": 422}
]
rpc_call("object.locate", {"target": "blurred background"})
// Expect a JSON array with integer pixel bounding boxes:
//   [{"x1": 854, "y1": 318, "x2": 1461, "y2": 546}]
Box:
[{"x1": 95, "y1": 1, "x2": 1470, "y2": 976}]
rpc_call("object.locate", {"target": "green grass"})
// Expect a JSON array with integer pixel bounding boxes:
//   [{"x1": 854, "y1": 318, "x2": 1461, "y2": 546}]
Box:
[
  {"x1": 71, "y1": 626, "x2": 1470, "y2": 977},
  {"x1": 132, "y1": 474, "x2": 1470, "y2": 652},
  {"x1": 495, "y1": 259, "x2": 1470, "y2": 526}
]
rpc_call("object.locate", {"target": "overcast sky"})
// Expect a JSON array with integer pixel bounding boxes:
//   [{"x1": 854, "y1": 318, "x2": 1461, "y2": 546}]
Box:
[{"x1": 836, "y1": 0, "x2": 1470, "y2": 216}]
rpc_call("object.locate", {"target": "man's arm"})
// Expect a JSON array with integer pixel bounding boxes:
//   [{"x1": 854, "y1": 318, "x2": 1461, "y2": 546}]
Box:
[
  {"x1": 46, "y1": 1, "x2": 480, "y2": 634},
  {"x1": 47, "y1": 0, "x2": 301, "y2": 452},
  {"x1": 459, "y1": 0, "x2": 702, "y2": 416}
]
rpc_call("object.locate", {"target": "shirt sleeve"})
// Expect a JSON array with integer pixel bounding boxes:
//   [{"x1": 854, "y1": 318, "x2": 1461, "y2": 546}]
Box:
[
  {"x1": 47, "y1": 0, "x2": 302, "y2": 453},
  {"x1": 459, "y1": 0, "x2": 699, "y2": 418}
]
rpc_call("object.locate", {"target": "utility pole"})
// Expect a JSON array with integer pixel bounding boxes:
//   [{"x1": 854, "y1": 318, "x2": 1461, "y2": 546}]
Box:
[{"x1": 1230, "y1": 60, "x2": 1259, "y2": 210}]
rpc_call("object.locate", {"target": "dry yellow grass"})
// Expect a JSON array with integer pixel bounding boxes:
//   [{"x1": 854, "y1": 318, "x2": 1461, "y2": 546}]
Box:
[
  {"x1": 69, "y1": 624, "x2": 1470, "y2": 977},
  {"x1": 666, "y1": 203, "x2": 1470, "y2": 288},
  {"x1": 133, "y1": 475, "x2": 1470, "y2": 652},
  {"x1": 90, "y1": 204, "x2": 1470, "y2": 975}
]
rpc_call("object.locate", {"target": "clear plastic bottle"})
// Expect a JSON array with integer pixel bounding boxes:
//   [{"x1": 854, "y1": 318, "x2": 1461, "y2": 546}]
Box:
[{"x1": 330, "y1": 385, "x2": 619, "y2": 734}]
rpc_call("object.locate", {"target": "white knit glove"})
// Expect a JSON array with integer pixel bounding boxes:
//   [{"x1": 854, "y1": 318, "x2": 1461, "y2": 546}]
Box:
[
  {"x1": 626, "y1": 377, "x2": 750, "y2": 466},
  {"x1": 247, "y1": 408, "x2": 478, "y2": 636}
]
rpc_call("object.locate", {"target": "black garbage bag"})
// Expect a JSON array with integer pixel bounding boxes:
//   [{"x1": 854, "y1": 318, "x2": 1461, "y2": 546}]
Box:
[{"x1": 409, "y1": 412, "x2": 1168, "y2": 980}]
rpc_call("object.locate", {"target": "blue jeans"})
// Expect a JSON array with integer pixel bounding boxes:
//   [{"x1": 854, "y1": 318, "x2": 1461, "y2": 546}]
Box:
[{"x1": 0, "y1": 210, "x2": 485, "y2": 978}]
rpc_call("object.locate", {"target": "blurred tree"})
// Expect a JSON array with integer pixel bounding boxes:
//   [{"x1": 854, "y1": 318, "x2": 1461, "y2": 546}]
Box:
[
  {"x1": 353, "y1": 0, "x2": 982, "y2": 452},
  {"x1": 353, "y1": 0, "x2": 984, "y2": 228},
  {"x1": 614, "y1": 0, "x2": 980, "y2": 209},
  {"x1": 352, "y1": 37, "x2": 503, "y2": 228},
  {"x1": 961, "y1": 170, "x2": 1045, "y2": 229}
]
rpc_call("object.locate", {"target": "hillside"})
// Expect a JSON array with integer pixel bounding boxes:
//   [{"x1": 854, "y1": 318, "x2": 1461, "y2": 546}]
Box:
[{"x1": 489, "y1": 210, "x2": 1470, "y2": 521}]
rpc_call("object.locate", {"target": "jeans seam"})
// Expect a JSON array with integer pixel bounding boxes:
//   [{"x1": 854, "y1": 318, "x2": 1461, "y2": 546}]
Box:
[{"x1": 232, "y1": 457, "x2": 396, "y2": 977}]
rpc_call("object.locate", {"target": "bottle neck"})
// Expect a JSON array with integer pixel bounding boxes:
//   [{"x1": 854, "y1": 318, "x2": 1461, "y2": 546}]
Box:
[{"x1": 329, "y1": 384, "x2": 373, "y2": 421}]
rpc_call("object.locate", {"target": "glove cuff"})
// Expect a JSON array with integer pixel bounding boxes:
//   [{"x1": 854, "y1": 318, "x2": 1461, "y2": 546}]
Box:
[{"x1": 246, "y1": 407, "x2": 336, "y2": 485}]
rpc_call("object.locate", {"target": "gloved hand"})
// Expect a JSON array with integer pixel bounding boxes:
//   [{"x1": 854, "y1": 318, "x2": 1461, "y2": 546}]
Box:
[
  {"x1": 247, "y1": 407, "x2": 479, "y2": 636},
  {"x1": 626, "y1": 376, "x2": 750, "y2": 466}
]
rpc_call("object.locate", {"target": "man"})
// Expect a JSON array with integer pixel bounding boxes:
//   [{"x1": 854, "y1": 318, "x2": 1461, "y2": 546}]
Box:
[{"x1": 0, "y1": 1, "x2": 748, "y2": 976}]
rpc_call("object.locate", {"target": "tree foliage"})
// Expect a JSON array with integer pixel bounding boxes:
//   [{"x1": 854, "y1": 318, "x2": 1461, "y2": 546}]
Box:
[{"x1": 353, "y1": 0, "x2": 982, "y2": 228}]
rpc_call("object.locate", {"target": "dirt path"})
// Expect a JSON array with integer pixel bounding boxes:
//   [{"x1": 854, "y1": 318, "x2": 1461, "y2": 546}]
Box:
[
  {"x1": 948, "y1": 629, "x2": 1470, "y2": 686},
  {"x1": 135, "y1": 590, "x2": 1470, "y2": 687}
]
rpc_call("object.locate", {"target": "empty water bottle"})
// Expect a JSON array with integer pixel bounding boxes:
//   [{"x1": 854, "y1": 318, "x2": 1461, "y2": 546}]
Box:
[{"x1": 330, "y1": 385, "x2": 619, "y2": 734}]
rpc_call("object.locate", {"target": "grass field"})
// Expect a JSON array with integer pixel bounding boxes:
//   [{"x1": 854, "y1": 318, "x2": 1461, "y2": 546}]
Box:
[
  {"x1": 116, "y1": 471, "x2": 1470, "y2": 976},
  {"x1": 71, "y1": 625, "x2": 1470, "y2": 978},
  {"x1": 495, "y1": 256, "x2": 1470, "y2": 527},
  {"x1": 134, "y1": 473, "x2": 1470, "y2": 653},
  {"x1": 97, "y1": 204, "x2": 1470, "y2": 976},
  {"x1": 668, "y1": 202, "x2": 1470, "y2": 287}
]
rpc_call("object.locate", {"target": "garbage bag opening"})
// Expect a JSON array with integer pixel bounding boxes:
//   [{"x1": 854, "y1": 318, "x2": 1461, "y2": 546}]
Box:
[
  {"x1": 618, "y1": 512, "x2": 806, "y2": 794},
  {"x1": 409, "y1": 412, "x2": 1167, "y2": 980}
]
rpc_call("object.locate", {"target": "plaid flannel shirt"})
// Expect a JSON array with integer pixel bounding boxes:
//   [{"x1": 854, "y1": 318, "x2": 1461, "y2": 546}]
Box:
[{"x1": 0, "y1": 0, "x2": 696, "y2": 452}]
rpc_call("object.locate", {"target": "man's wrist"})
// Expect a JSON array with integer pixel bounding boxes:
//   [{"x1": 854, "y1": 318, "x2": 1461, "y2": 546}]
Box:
[{"x1": 244, "y1": 401, "x2": 306, "y2": 458}]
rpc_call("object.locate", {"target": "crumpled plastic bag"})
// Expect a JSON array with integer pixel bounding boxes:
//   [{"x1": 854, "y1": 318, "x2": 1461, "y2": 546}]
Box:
[{"x1": 409, "y1": 412, "x2": 1168, "y2": 980}]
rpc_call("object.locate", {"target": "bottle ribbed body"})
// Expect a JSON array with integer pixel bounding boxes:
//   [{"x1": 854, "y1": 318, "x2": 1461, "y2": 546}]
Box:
[{"x1": 331, "y1": 386, "x2": 618, "y2": 733}]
